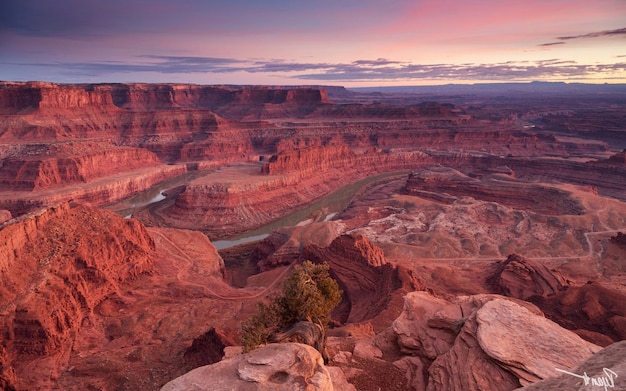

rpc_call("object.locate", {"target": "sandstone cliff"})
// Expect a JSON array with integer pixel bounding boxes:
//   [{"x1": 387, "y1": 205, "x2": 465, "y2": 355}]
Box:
[
  {"x1": 0, "y1": 141, "x2": 162, "y2": 190},
  {"x1": 303, "y1": 234, "x2": 419, "y2": 325},
  {"x1": 489, "y1": 254, "x2": 568, "y2": 300},
  {"x1": 154, "y1": 146, "x2": 429, "y2": 237},
  {"x1": 0, "y1": 203, "x2": 155, "y2": 389},
  {"x1": 390, "y1": 292, "x2": 600, "y2": 390},
  {"x1": 0, "y1": 82, "x2": 330, "y2": 119}
]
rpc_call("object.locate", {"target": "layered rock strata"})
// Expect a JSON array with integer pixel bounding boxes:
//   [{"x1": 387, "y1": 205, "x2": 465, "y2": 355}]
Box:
[
  {"x1": 161, "y1": 343, "x2": 333, "y2": 391},
  {"x1": 520, "y1": 340, "x2": 626, "y2": 391},
  {"x1": 155, "y1": 146, "x2": 428, "y2": 237},
  {"x1": 489, "y1": 253, "x2": 568, "y2": 300},
  {"x1": 403, "y1": 166, "x2": 585, "y2": 215},
  {"x1": 0, "y1": 141, "x2": 162, "y2": 190},
  {"x1": 0, "y1": 203, "x2": 155, "y2": 389},
  {"x1": 303, "y1": 234, "x2": 419, "y2": 325},
  {"x1": 391, "y1": 292, "x2": 601, "y2": 390}
]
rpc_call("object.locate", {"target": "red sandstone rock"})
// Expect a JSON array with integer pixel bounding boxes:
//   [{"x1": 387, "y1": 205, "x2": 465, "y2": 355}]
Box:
[
  {"x1": 0, "y1": 141, "x2": 162, "y2": 190},
  {"x1": 154, "y1": 147, "x2": 429, "y2": 237},
  {"x1": 161, "y1": 343, "x2": 333, "y2": 391},
  {"x1": 253, "y1": 222, "x2": 344, "y2": 271},
  {"x1": 403, "y1": 166, "x2": 585, "y2": 215},
  {"x1": 474, "y1": 299, "x2": 600, "y2": 386},
  {"x1": 391, "y1": 292, "x2": 600, "y2": 390},
  {"x1": 183, "y1": 327, "x2": 236, "y2": 369},
  {"x1": 303, "y1": 234, "x2": 420, "y2": 326},
  {"x1": 530, "y1": 280, "x2": 626, "y2": 345},
  {"x1": 520, "y1": 340, "x2": 626, "y2": 391},
  {"x1": 261, "y1": 145, "x2": 356, "y2": 175},
  {"x1": 0, "y1": 203, "x2": 154, "y2": 389},
  {"x1": 489, "y1": 253, "x2": 568, "y2": 300},
  {"x1": 0, "y1": 209, "x2": 11, "y2": 224}
]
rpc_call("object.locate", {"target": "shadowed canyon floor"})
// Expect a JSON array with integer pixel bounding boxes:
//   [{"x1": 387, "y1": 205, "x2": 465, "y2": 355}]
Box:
[{"x1": 1, "y1": 82, "x2": 625, "y2": 390}]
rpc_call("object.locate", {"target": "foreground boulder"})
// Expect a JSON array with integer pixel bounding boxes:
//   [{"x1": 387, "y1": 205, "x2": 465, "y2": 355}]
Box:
[
  {"x1": 161, "y1": 343, "x2": 333, "y2": 391},
  {"x1": 392, "y1": 292, "x2": 601, "y2": 390},
  {"x1": 519, "y1": 340, "x2": 626, "y2": 390}
]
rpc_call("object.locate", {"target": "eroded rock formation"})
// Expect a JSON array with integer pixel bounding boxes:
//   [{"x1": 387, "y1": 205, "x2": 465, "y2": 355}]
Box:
[
  {"x1": 403, "y1": 166, "x2": 585, "y2": 215},
  {"x1": 520, "y1": 340, "x2": 626, "y2": 391},
  {"x1": 161, "y1": 343, "x2": 333, "y2": 391},
  {"x1": 0, "y1": 141, "x2": 162, "y2": 190},
  {"x1": 303, "y1": 234, "x2": 419, "y2": 325},
  {"x1": 0, "y1": 203, "x2": 154, "y2": 389},
  {"x1": 391, "y1": 292, "x2": 600, "y2": 390},
  {"x1": 530, "y1": 281, "x2": 626, "y2": 346},
  {"x1": 489, "y1": 253, "x2": 568, "y2": 300}
]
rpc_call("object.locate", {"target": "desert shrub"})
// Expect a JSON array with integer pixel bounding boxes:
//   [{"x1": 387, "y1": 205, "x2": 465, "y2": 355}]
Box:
[{"x1": 240, "y1": 261, "x2": 342, "y2": 353}]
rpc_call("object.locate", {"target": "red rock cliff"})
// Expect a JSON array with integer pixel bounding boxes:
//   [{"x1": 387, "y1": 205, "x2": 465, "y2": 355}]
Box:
[
  {"x1": 0, "y1": 82, "x2": 330, "y2": 117},
  {"x1": 0, "y1": 203, "x2": 154, "y2": 389},
  {"x1": 0, "y1": 142, "x2": 162, "y2": 190}
]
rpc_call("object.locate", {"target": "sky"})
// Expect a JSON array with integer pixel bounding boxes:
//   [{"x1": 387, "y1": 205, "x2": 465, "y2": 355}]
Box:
[{"x1": 1, "y1": 0, "x2": 625, "y2": 87}]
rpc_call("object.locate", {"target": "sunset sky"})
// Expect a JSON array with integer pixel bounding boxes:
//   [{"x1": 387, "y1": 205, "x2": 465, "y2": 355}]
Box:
[{"x1": 1, "y1": 0, "x2": 625, "y2": 86}]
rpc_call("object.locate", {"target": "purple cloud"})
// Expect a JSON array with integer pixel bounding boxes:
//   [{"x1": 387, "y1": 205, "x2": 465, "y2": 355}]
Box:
[
  {"x1": 538, "y1": 42, "x2": 565, "y2": 47},
  {"x1": 557, "y1": 27, "x2": 626, "y2": 40},
  {"x1": 11, "y1": 55, "x2": 624, "y2": 83}
]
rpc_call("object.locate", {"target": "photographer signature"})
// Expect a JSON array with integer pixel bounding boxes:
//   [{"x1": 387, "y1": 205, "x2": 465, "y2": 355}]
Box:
[{"x1": 555, "y1": 367, "x2": 617, "y2": 390}]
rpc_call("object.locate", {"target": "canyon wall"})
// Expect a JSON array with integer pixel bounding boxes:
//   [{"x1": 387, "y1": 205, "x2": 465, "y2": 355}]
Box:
[
  {"x1": 0, "y1": 163, "x2": 187, "y2": 216},
  {"x1": 402, "y1": 166, "x2": 586, "y2": 215},
  {"x1": 0, "y1": 204, "x2": 155, "y2": 389},
  {"x1": 0, "y1": 82, "x2": 330, "y2": 118},
  {"x1": 154, "y1": 146, "x2": 431, "y2": 237},
  {"x1": 0, "y1": 142, "x2": 162, "y2": 190}
]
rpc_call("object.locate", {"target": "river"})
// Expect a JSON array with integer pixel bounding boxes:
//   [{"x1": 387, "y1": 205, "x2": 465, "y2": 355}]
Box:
[
  {"x1": 113, "y1": 169, "x2": 406, "y2": 250},
  {"x1": 212, "y1": 172, "x2": 407, "y2": 249},
  {"x1": 111, "y1": 170, "x2": 213, "y2": 218}
]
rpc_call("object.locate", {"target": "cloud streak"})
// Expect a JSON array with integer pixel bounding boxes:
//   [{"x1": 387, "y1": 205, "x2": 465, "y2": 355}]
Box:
[
  {"x1": 538, "y1": 42, "x2": 566, "y2": 47},
  {"x1": 14, "y1": 55, "x2": 626, "y2": 83},
  {"x1": 557, "y1": 27, "x2": 626, "y2": 40}
]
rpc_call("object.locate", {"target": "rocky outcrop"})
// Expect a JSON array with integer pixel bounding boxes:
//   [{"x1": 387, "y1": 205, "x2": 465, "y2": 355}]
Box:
[
  {"x1": 488, "y1": 255, "x2": 626, "y2": 346},
  {"x1": 0, "y1": 210, "x2": 11, "y2": 224},
  {"x1": 391, "y1": 292, "x2": 600, "y2": 390},
  {"x1": 403, "y1": 166, "x2": 585, "y2": 215},
  {"x1": 489, "y1": 253, "x2": 568, "y2": 300},
  {"x1": 161, "y1": 343, "x2": 333, "y2": 391},
  {"x1": 303, "y1": 234, "x2": 420, "y2": 325},
  {"x1": 252, "y1": 222, "x2": 344, "y2": 271},
  {"x1": 156, "y1": 147, "x2": 430, "y2": 237},
  {"x1": 183, "y1": 327, "x2": 236, "y2": 369},
  {"x1": 519, "y1": 340, "x2": 626, "y2": 391},
  {"x1": 473, "y1": 299, "x2": 600, "y2": 385},
  {"x1": 0, "y1": 203, "x2": 155, "y2": 389},
  {"x1": 0, "y1": 141, "x2": 162, "y2": 190},
  {"x1": 0, "y1": 82, "x2": 330, "y2": 119},
  {"x1": 0, "y1": 203, "x2": 70, "y2": 272},
  {"x1": 530, "y1": 281, "x2": 626, "y2": 346},
  {"x1": 262, "y1": 145, "x2": 356, "y2": 175}
]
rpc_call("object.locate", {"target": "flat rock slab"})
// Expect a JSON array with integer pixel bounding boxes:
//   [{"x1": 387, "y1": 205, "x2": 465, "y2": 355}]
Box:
[
  {"x1": 161, "y1": 342, "x2": 333, "y2": 391},
  {"x1": 476, "y1": 299, "x2": 601, "y2": 385}
]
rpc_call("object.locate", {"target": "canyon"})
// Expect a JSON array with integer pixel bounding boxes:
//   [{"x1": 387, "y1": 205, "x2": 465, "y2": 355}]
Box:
[{"x1": 0, "y1": 81, "x2": 625, "y2": 390}]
